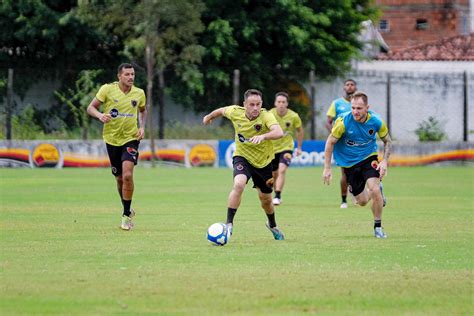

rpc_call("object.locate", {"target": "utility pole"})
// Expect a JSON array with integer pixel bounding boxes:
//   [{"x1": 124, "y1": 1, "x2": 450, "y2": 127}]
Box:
[
  {"x1": 233, "y1": 69, "x2": 240, "y2": 105},
  {"x1": 6, "y1": 68, "x2": 13, "y2": 140},
  {"x1": 309, "y1": 70, "x2": 316, "y2": 139}
]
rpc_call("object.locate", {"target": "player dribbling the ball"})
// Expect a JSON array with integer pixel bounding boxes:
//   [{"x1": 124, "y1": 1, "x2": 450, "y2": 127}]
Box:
[{"x1": 203, "y1": 89, "x2": 286, "y2": 241}]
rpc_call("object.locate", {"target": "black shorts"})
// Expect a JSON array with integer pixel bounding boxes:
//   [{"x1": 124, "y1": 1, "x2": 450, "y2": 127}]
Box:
[
  {"x1": 343, "y1": 155, "x2": 380, "y2": 196},
  {"x1": 106, "y1": 140, "x2": 140, "y2": 176},
  {"x1": 271, "y1": 150, "x2": 293, "y2": 171},
  {"x1": 233, "y1": 156, "x2": 274, "y2": 194}
]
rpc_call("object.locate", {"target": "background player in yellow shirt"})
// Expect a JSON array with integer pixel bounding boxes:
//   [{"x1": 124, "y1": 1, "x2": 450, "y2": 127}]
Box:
[
  {"x1": 202, "y1": 89, "x2": 286, "y2": 240},
  {"x1": 325, "y1": 79, "x2": 357, "y2": 208},
  {"x1": 87, "y1": 63, "x2": 147, "y2": 231},
  {"x1": 269, "y1": 92, "x2": 304, "y2": 206}
]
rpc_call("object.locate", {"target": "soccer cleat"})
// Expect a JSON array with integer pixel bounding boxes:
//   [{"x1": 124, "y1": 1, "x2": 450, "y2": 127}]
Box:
[
  {"x1": 340, "y1": 202, "x2": 348, "y2": 209},
  {"x1": 226, "y1": 223, "x2": 233, "y2": 237},
  {"x1": 380, "y1": 183, "x2": 387, "y2": 207},
  {"x1": 120, "y1": 215, "x2": 134, "y2": 231},
  {"x1": 272, "y1": 197, "x2": 282, "y2": 206},
  {"x1": 266, "y1": 222, "x2": 285, "y2": 240},
  {"x1": 374, "y1": 227, "x2": 387, "y2": 239}
]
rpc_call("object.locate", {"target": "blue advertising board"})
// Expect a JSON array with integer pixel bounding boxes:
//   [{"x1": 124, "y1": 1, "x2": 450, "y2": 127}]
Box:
[{"x1": 218, "y1": 140, "x2": 327, "y2": 168}]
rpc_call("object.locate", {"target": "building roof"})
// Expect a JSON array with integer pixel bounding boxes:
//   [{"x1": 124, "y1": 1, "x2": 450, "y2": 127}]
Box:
[{"x1": 377, "y1": 33, "x2": 474, "y2": 61}]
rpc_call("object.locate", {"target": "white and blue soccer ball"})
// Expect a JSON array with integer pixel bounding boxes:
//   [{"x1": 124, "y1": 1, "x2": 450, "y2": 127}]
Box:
[{"x1": 207, "y1": 223, "x2": 229, "y2": 246}]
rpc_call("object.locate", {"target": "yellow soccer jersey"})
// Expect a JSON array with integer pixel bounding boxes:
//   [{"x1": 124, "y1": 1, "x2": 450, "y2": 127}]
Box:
[
  {"x1": 270, "y1": 108, "x2": 302, "y2": 153},
  {"x1": 224, "y1": 105, "x2": 279, "y2": 168},
  {"x1": 96, "y1": 82, "x2": 146, "y2": 146}
]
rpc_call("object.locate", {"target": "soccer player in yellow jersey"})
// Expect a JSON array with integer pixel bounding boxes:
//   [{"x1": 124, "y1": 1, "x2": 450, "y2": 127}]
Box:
[
  {"x1": 87, "y1": 63, "x2": 147, "y2": 231},
  {"x1": 269, "y1": 92, "x2": 304, "y2": 206},
  {"x1": 202, "y1": 89, "x2": 286, "y2": 241}
]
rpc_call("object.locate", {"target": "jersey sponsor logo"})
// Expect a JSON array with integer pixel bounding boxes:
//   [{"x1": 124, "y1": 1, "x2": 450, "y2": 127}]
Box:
[
  {"x1": 109, "y1": 108, "x2": 134, "y2": 118},
  {"x1": 345, "y1": 139, "x2": 372, "y2": 147},
  {"x1": 238, "y1": 133, "x2": 247, "y2": 143},
  {"x1": 254, "y1": 124, "x2": 262, "y2": 131},
  {"x1": 110, "y1": 108, "x2": 119, "y2": 118},
  {"x1": 127, "y1": 147, "x2": 138, "y2": 156},
  {"x1": 131, "y1": 100, "x2": 137, "y2": 107}
]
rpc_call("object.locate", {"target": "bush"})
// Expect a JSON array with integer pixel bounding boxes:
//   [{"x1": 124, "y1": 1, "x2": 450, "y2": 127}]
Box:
[
  {"x1": 11, "y1": 105, "x2": 45, "y2": 140},
  {"x1": 415, "y1": 116, "x2": 446, "y2": 141}
]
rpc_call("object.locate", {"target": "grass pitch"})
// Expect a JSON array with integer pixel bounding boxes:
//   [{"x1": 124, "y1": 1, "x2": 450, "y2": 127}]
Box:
[{"x1": 0, "y1": 166, "x2": 473, "y2": 315}]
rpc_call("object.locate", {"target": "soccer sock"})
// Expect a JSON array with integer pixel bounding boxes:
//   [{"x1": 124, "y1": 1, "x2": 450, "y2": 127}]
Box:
[
  {"x1": 374, "y1": 219, "x2": 382, "y2": 229},
  {"x1": 267, "y1": 213, "x2": 277, "y2": 228},
  {"x1": 342, "y1": 195, "x2": 347, "y2": 203},
  {"x1": 123, "y1": 200, "x2": 132, "y2": 217},
  {"x1": 226, "y1": 207, "x2": 237, "y2": 224},
  {"x1": 275, "y1": 191, "x2": 281, "y2": 199}
]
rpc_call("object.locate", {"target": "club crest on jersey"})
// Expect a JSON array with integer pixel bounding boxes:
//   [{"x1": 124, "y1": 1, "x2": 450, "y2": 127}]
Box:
[
  {"x1": 127, "y1": 147, "x2": 138, "y2": 156},
  {"x1": 109, "y1": 108, "x2": 119, "y2": 118},
  {"x1": 131, "y1": 100, "x2": 138, "y2": 107},
  {"x1": 254, "y1": 124, "x2": 262, "y2": 131},
  {"x1": 368, "y1": 129, "x2": 374, "y2": 136},
  {"x1": 285, "y1": 122, "x2": 291, "y2": 128}
]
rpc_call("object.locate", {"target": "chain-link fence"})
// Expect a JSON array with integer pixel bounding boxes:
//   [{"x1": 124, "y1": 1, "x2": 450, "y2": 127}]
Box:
[{"x1": 313, "y1": 69, "x2": 473, "y2": 141}]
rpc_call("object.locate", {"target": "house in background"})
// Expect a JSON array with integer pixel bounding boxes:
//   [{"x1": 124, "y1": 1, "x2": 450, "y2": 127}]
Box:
[{"x1": 375, "y1": 0, "x2": 471, "y2": 51}]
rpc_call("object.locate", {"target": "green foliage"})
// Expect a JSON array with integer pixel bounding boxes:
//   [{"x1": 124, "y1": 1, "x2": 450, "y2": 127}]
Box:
[
  {"x1": 0, "y1": 0, "x2": 119, "y2": 97},
  {"x1": 78, "y1": 0, "x2": 206, "y2": 138},
  {"x1": 54, "y1": 69, "x2": 103, "y2": 140},
  {"x1": 415, "y1": 116, "x2": 446, "y2": 141},
  {"x1": 11, "y1": 105, "x2": 44, "y2": 139},
  {"x1": 172, "y1": 0, "x2": 379, "y2": 112}
]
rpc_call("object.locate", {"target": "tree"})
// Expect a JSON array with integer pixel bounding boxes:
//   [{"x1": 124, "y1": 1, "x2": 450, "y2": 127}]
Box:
[
  {"x1": 171, "y1": 0, "x2": 379, "y2": 112},
  {"x1": 0, "y1": 0, "x2": 119, "y2": 96},
  {"x1": 78, "y1": 0, "x2": 206, "y2": 140},
  {"x1": 54, "y1": 69, "x2": 103, "y2": 140}
]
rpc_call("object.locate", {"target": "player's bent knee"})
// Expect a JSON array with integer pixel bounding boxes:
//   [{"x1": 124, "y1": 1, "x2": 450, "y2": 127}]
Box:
[{"x1": 122, "y1": 172, "x2": 133, "y2": 183}]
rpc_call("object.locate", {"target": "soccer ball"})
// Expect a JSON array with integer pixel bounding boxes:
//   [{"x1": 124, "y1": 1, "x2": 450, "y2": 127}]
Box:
[{"x1": 207, "y1": 223, "x2": 229, "y2": 246}]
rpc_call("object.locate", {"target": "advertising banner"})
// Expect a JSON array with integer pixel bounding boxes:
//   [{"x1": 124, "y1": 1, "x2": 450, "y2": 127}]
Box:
[{"x1": 218, "y1": 140, "x2": 327, "y2": 168}]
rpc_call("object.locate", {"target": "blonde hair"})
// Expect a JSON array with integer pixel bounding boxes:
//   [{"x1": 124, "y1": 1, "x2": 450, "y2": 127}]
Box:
[{"x1": 351, "y1": 91, "x2": 368, "y2": 104}]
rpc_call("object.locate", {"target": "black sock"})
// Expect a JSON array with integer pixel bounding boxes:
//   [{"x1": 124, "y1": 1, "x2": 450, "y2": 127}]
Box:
[
  {"x1": 123, "y1": 200, "x2": 132, "y2": 217},
  {"x1": 374, "y1": 219, "x2": 382, "y2": 229},
  {"x1": 267, "y1": 213, "x2": 277, "y2": 228},
  {"x1": 226, "y1": 208, "x2": 237, "y2": 224},
  {"x1": 342, "y1": 195, "x2": 347, "y2": 203},
  {"x1": 275, "y1": 191, "x2": 281, "y2": 199}
]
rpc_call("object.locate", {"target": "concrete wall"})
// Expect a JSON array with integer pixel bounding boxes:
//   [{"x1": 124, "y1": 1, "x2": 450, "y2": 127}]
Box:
[
  {"x1": 1, "y1": 140, "x2": 472, "y2": 168},
  {"x1": 313, "y1": 61, "x2": 474, "y2": 142}
]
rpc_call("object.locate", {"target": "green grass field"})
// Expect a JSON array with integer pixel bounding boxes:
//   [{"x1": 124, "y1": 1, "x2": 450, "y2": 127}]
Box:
[{"x1": 0, "y1": 166, "x2": 473, "y2": 315}]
